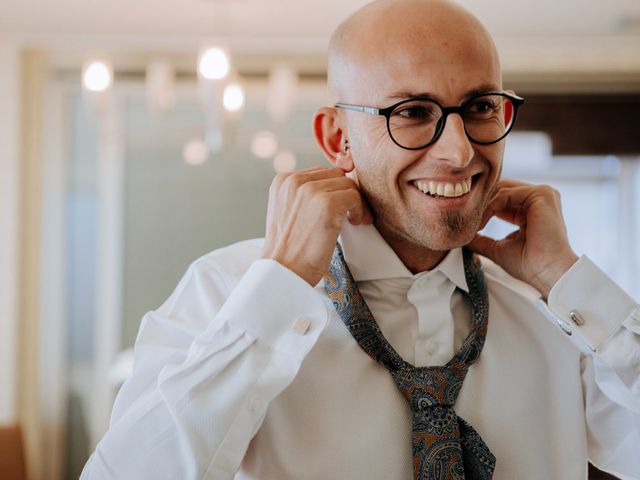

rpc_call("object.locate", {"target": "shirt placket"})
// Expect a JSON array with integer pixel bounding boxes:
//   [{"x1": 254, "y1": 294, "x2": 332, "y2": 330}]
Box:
[{"x1": 407, "y1": 271, "x2": 457, "y2": 367}]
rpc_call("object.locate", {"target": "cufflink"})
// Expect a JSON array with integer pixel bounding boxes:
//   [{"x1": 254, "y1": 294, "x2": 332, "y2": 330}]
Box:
[
  {"x1": 292, "y1": 317, "x2": 312, "y2": 335},
  {"x1": 569, "y1": 310, "x2": 585, "y2": 327}
]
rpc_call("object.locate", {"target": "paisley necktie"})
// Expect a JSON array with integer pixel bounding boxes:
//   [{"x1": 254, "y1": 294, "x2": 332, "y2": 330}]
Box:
[{"x1": 324, "y1": 244, "x2": 496, "y2": 480}]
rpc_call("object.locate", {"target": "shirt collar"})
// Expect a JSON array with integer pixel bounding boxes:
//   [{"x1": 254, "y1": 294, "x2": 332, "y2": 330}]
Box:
[{"x1": 338, "y1": 222, "x2": 469, "y2": 293}]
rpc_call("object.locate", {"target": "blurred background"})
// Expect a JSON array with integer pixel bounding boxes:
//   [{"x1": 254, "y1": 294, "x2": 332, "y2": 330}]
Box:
[{"x1": 0, "y1": 0, "x2": 639, "y2": 479}]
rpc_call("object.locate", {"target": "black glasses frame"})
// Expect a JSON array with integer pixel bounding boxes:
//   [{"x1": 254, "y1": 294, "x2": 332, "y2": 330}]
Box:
[{"x1": 335, "y1": 92, "x2": 525, "y2": 151}]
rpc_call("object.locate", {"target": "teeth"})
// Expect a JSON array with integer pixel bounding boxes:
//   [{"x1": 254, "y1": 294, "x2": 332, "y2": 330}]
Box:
[
  {"x1": 413, "y1": 177, "x2": 473, "y2": 198},
  {"x1": 444, "y1": 183, "x2": 454, "y2": 197}
]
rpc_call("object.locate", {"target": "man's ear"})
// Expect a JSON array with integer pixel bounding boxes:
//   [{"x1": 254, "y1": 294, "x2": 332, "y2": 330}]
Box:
[
  {"x1": 313, "y1": 106, "x2": 354, "y2": 172},
  {"x1": 503, "y1": 89, "x2": 518, "y2": 126}
]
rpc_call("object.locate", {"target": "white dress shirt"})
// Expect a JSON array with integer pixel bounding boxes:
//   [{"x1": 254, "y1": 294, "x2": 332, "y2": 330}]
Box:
[{"x1": 81, "y1": 223, "x2": 640, "y2": 480}]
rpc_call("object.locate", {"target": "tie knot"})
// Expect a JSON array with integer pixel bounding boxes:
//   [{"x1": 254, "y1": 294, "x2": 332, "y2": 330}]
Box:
[{"x1": 392, "y1": 364, "x2": 467, "y2": 411}]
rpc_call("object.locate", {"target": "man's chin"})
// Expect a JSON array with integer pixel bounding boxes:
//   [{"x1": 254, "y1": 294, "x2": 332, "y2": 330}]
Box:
[
  {"x1": 374, "y1": 206, "x2": 483, "y2": 252},
  {"x1": 423, "y1": 234, "x2": 476, "y2": 252},
  {"x1": 421, "y1": 219, "x2": 482, "y2": 252},
  {"x1": 432, "y1": 211, "x2": 480, "y2": 247}
]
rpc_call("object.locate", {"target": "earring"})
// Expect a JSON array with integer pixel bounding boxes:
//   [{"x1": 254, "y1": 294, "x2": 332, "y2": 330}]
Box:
[{"x1": 344, "y1": 139, "x2": 350, "y2": 152}]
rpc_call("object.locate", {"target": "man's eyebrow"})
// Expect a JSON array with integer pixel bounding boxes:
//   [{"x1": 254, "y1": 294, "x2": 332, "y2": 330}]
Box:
[
  {"x1": 383, "y1": 85, "x2": 501, "y2": 104},
  {"x1": 383, "y1": 91, "x2": 438, "y2": 102},
  {"x1": 463, "y1": 85, "x2": 502, "y2": 100}
]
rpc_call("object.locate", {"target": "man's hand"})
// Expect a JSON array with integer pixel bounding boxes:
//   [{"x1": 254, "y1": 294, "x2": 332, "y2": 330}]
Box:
[
  {"x1": 468, "y1": 179, "x2": 579, "y2": 299},
  {"x1": 261, "y1": 166, "x2": 373, "y2": 286}
]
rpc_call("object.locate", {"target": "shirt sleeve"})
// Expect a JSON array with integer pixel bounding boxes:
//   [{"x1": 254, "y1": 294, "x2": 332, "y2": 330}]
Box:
[
  {"x1": 546, "y1": 256, "x2": 640, "y2": 479},
  {"x1": 81, "y1": 256, "x2": 331, "y2": 480}
]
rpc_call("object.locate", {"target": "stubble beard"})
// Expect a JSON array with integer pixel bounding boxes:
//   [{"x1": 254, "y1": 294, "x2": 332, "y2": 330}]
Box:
[
  {"x1": 370, "y1": 192, "x2": 486, "y2": 253},
  {"x1": 442, "y1": 210, "x2": 467, "y2": 235},
  {"x1": 407, "y1": 206, "x2": 483, "y2": 251},
  {"x1": 357, "y1": 169, "x2": 492, "y2": 253}
]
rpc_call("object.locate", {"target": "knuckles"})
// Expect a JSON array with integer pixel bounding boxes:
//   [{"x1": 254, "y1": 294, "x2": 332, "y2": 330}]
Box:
[
  {"x1": 282, "y1": 172, "x2": 306, "y2": 194},
  {"x1": 269, "y1": 172, "x2": 291, "y2": 196},
  {"x1": 312, "y1": 191, "x2": 336, "y2": 210},
  {"x1": 297, "y1": 180, "x2": 320, "y2": 198},
  {"x1": 538, "y1": 184, "x2": 560, "y2": 199},
  {"x1": 538, "y1": 184, "x2": 562, "y2": 208},
  {"x1": 267, "y1": 167, "x2": 361, "y2": 226}
]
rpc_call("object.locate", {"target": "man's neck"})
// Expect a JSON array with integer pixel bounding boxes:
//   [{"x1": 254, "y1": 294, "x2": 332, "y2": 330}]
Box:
[{"x1": 375, "y1": 224, "x2": 449, "y2": 274}]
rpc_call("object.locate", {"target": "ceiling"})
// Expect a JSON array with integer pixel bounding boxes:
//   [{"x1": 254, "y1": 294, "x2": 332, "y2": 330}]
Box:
[
  {"x1": 1, "y1": 0, "x2": 639, "y2": 79},
  {"x1": 2, "y1": 0, "x2": 639, "y2": 38}
]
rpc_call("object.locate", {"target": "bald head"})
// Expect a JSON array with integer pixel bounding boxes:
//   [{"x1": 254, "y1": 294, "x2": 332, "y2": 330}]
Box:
[{"x1": 328, "y1": 0, "x2": 501, "y2": 102}]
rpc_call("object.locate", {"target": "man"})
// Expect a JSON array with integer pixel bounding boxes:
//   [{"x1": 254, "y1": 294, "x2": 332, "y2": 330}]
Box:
[{"x1": 82, "y1": 0, "x2": 640, "y2": 479}]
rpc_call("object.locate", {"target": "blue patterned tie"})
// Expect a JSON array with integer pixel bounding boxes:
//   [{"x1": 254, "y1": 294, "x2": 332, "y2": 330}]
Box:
[{"x1": 324, "y1": 244, "x2": 496, "y2": 480}]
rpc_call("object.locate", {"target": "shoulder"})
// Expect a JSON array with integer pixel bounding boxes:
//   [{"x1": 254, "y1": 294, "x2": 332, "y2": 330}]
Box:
[{"x1": 477, "y1": 254, "x2": 542, "y2": 302}]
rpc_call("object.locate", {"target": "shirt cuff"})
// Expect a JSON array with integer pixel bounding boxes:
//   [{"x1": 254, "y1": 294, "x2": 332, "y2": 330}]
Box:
[
  {"x1": 547, "y1": 255, "x2": 638, "y2": 351},
  {"x1": 218, "y1": 259, "x2": 331, "y2": 360}
]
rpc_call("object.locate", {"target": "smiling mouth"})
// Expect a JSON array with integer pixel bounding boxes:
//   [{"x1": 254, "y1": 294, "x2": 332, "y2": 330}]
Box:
[{"x1": 412, "y1": 175, "x2": 479, "y2": 198}]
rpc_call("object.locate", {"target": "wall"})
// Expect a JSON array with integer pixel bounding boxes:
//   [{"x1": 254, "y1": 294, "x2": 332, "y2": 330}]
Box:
[{"x1": 0, "y1": 36, "x2": 20, "y2": 426}]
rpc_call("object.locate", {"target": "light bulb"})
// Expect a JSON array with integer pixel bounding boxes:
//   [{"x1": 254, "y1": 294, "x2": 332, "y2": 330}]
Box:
[
  {"x1": 83, "y1": 61, "x2": 112, "y2": 92},
  {"x1": 183, "y1": 138, "x2": 209, "y2": 166},
  {"x1": 223, "y1": 83, "x2": 245, "y2": 112},
  {"x1": 198, "y1": 47, "x2": 230, "y2": 80},
  {"x1": 251, "y1": 131, "x2": 278, "y2": 159},
  {"x1": 273, "y1": 150, "x2": 297, "y2": 173}
]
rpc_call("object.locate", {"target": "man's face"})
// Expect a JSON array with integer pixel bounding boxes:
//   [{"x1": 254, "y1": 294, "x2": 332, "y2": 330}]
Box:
[{"x1": 339, "y1": 10, "x2": 504, "y2": 253}]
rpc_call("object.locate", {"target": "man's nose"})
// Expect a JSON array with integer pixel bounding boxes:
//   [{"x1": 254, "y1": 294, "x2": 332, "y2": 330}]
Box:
[{"x1": 428, "y1": 114, "x2": 474, "y2": 167}]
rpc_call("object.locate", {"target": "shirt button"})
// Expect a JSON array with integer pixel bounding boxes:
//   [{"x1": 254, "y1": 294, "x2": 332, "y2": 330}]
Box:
[
  {"x1": 250, "y1": 397, "x2": 263, "y2": 413},
  {"x1": 426, "y1": 340, "x2": 439, "y2": 355}
]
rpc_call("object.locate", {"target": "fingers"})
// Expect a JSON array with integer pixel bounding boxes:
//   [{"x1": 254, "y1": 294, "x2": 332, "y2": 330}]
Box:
[
  {"x1": 481, "y1": 182, "x2": 556, "y2": 229},
  {"x1": 494, "y1": 178, "x2": 531, "y2": 189},
  {"x1": 346, "y1": 192, "x2": 374, "y2": 226},
  {"x1": 263, "y1": 165, "x2": 375, "y2": 285},
  {"x1": 307, "y1": 179, "x2": 372, "y2": 226},
  {"x1": 274, "y1": 167, "x2": 372, "y2": 225},
  {"x1": 472, "y1": 178, "x2": 577, "y2": 297},
  {"x1": 298, "y1": 175, "x2": 358, "y2": 194},
  {"x1": 273, "y1": 166, "x2": 346, "y2": 190},
  {"x1": 319, "y1": 188, "x2": 367, "y2": 225},
  {"x1": 467, "y1": 233, "x2": 499, "y2": 262},
  {"x1": 351, "y1": 195, "x2": 374, "y2": 225},
  {"x1": 481, "y1": 205, "x2": 527, "y2": 230},
  {"x1": 468, "y1": 230, "x2": 522, "y2": 262}
]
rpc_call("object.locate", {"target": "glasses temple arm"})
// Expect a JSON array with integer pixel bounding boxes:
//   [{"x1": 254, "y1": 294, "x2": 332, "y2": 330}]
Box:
[{"x1": 335, "y1": 103, "x2": 381, "y2": 115}]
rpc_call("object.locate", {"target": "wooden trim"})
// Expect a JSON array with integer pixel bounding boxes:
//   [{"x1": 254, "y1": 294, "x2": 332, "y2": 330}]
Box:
[
  {"x1": 0, "y1": 38, "x2": 20, "y2": 426},
  {"x1": 18, "y1": 48, "x2": 47, "y2": 480},
  {"x1": 513, "y1": 94, "x2": 640, "y2": 155}
]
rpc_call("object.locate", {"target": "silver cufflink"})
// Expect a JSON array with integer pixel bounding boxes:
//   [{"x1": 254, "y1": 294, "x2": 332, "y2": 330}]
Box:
[{"x1": 569, "y1": 310, "x2": 585, "y2": 327}]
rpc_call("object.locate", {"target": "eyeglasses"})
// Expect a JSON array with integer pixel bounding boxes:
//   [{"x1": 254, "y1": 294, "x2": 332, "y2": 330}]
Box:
[{"x1": 335, "y1": 92, "x2": 524, "y2": 150}]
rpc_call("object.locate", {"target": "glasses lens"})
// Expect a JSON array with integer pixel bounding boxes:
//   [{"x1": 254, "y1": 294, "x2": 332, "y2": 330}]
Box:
[
  {"x1": 388, "y1": 99, "x2": 442, "y2": 149},
  {"x1": 463, "y1": 94, "x2": 516, "y2": 144}
]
